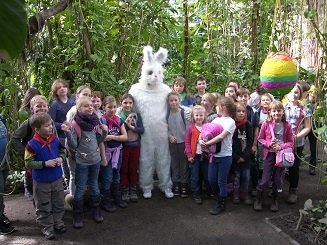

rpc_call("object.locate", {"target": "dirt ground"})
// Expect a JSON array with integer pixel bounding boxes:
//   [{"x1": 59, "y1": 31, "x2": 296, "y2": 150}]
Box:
[{"x1": 0, "y1": 143, "x2": 326, "y2": 245}]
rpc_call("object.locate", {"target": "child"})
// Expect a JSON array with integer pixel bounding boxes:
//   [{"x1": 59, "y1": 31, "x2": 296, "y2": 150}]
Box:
[
  {"x1": 284, "y1": 83, "x2": 311, "y2": 204},
  {"x1": 25, "y1": 112, "x2": 66, "y2": 239},
  {"x1": 185, "y1": 105, "x2": 208, "y2": 204},
  {"x1": 92, "y1": 91, "x2": 107, "y2": 166},
  {"x1": 19, "y1": 87, "x2": 41, "y2": 117},
  {"x1": 236, "y1": 88, "x2": 260, "y2": 196},
  {"x1": 100, "y1": 96, "x2": 128, "y2": 211},
  {"x1": 167, "y1": 92, "x2": 190, "y2": 197},
  {"x1": 224, "y1": 85, "x2": 237, "y2": 102},
  {"x1": 18, "y1": 88, "x2": 41, "y2": 199},
  {"x1": 201, "y1": 93, "x2": 218, "y2": 122},
  {"x1": 256, "y1": 93, "x2": 273, "y2": 172},
  {"x1": 64, "y1": 85, "x2": 92, "y2": 206},
  {"x1": 64, "y1": 97, "x2": 108, "y2": 228},
  {"x1": 12, "y1": 95, "x2": 55, "y2": 200},
  {"x1": 172, "y1": 76, "x2": 195, "y2": 107},
  {"x1": 228, "y1": 80, "x2": 240, "y2": 91},
  {"x1": 92, "y1": 91, "x2": 104, "y2": 118},
  {"x1": 258, "y1": 93, "x2": 274, "y2": 126},
  {"x1": 49, "y1": 79, "x2": 75, "y2": 189},
  {"x1": 118, "y1": 94, "x2": 144, "y2": 202},
  {"x1": 232, "y1": 102, "x2": 253, "y2": 205},
  {"x1": 254, "y1": 101, "x2": 293, "y2": 212},
  {"x1": 0, "y1": 115, "x2": 15, "y2": 235},
  {"x1": 248, "y1": 84, "x2": 274, "y2": 110},
  {"x1": 194, "y1": 77, "x2": 208, "y2": 105},
  {"x1": 200, "y1": 97, "x2": 236, "y2": 215}
]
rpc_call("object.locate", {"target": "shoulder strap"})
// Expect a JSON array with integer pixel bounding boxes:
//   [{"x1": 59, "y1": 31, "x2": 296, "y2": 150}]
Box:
[
  {"x1": 71, "y1": 120, "x2": 81, "y2": 141},
  {"x1": 268, "y1": 122, "x2": 275, "y2": 138},
  {"x1": 180, "y1": 108, "x2": 186, "y2": 126}
]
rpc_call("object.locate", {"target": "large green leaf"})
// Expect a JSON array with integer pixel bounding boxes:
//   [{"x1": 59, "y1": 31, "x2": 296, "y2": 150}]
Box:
[{"x1": 0, "y1": 0, "x2": 27, "y2": 59}]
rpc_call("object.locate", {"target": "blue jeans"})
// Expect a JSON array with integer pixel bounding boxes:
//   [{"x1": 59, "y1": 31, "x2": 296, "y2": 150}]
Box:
[
  {"x1": 74, "y1": 163, "x2": 101, "y2": 202},
  {"x1": 208, "y1": 156, "x2": 232, "y2": 198},
  {"x1": 234, "y1": 168, "x2": 250, "y2": 190},
  {"x1": 190, "y1": 154, "x2": 209, "y2": 193},
  {"x1": 100, "y1": 153, "x2": 122, "y2": 192}
]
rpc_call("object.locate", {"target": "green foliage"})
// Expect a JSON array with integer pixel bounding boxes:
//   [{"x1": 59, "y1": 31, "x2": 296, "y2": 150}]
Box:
[
  {"x1": 6, "y1": 170, "x2": 24, "y2": 194},
  {"x1": 0, "y1": 0, "x2": 27, "y2": 59},
  {"x1": 300, "y1": 199, "x2": 327, "y2": 238}
]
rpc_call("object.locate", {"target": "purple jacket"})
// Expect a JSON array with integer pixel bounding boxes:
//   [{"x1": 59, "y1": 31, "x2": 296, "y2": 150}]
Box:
[{"x1": 258, "y1": 120, "x2": 293, "y2": 160}]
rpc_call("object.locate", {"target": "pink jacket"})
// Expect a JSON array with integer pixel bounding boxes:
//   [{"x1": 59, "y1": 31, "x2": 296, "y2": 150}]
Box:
[{"x1": 258, "y1": 121, "x2": 294, "y2": 160}]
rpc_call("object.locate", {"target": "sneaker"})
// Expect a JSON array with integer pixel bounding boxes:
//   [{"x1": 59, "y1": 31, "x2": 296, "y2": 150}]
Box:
[
  {"x1": 0, "y1": 222, "x2": 15, "y2": 235},
  {"x1": 180, "y1": 187, "x2": 188, "y2": 198},
  {"x1": 1, "y1": 214, "x2": 11, "y2": 225},
  {"x1": 192, "y1": 193, "x2": 203, "y2": 205},
  {"x1": 121, "y1": 192, "x2": 130, "y2": 202},
  {"x1": 41, "y1": 228, "x2": 56, "y2": 240},
  {"x1": 164, "y1": 188, "x2": 174, "y2": 199},
  {"x1": 173, "y1": 185, "x2": 180, "y2": 196},
  {"x1": 54, "y1": 225, "x2": 66, "y2": 234},
  {"x1": 143, "y1": 190, "x2": 152, "y2": 199}
]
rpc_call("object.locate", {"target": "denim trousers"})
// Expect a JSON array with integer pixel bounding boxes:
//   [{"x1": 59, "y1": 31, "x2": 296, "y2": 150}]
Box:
[
  {"x1": 234, "y1": 168, "x2": 250, "y2": 191},
  {"x1": 100, "y1": 153, "x2": 122, "y2": 192},
  {"x1": 189, "y1": 154, "x2": 209, "y2": 193},
  {"x1": 74, "y1": 162, "x2": 101, "y2": 202},
  {"x1": 0, "y1": 168, "x2": 8, "y2": 217},
  {"x1": 208, "y1": 156, "x2": 232, "y2": 198}
]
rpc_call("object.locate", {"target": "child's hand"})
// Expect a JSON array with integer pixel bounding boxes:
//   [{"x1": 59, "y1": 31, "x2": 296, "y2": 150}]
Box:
[
  {"x1": 105, "y1": 135, "x2": 114, "y2": 141},
  {"x1": 168, "y1": 135, "x2": 177, "y2": 143},
  {"x1": 55, "y1": 157, "x2": 63, "y2": 166},
  {"x1": 272, "y1": 144, "x2": 281, "y2": 151},
  {"x1": 45, "y1": 159, "x2": 58, "y2": 167},
  {"x1": 61, "y1": 122, "x2": 70, "y2": 132},
  {"x1": 188, "y1": 157, "x2": 194, "y2": 163},
  {"x1": 251, "y1": 145, "x2": 257, "y2": 154},
  {"x1": 99, "y1": 124, "x2": 108, "y2": 132},
  {"x1": 238, "y1": 157, "x2": 245, "y2": 163}
]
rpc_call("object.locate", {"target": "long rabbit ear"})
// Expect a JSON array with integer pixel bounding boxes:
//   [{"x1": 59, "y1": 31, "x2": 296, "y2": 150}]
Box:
[
  {"x1": 154, "y1": 47, "x2": 168, "y2": 64},
  {"x1": 143, "y1": 46, "x2": 154, "y2": 63}
]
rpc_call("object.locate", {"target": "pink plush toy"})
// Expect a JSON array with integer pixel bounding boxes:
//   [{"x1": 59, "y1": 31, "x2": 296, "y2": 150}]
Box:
[{"x1": 201, "y1": 123, "x2": 224, "y2": 153}]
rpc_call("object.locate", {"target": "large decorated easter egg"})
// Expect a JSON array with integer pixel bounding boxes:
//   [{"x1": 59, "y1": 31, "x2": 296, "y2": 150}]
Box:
[{"x1": 260, "y1": 52, "x2": 298, "y2": 97}]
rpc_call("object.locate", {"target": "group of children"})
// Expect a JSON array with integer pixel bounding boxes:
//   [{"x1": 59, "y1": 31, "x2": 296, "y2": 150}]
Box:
[{"x1": 0, "y1": 76, "x2": 316, "y2": 240}]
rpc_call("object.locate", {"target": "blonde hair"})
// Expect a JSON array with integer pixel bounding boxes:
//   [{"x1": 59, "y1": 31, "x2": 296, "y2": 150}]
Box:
[
  {"x1": 191, "y1": 105, "x2": 207, "y2": 124},
  {"x1": 76, "y1": 85, "x2": 91, "y2": 97},
  {"x1": 30, "y1": 95, "x2": 48, "y2": 108},
  {"x1": 76, "y1": 97, "x2": 92, "y2": 110},
  {"x1": 202, "y1": 93, "x2": 217, "y2": 107}
]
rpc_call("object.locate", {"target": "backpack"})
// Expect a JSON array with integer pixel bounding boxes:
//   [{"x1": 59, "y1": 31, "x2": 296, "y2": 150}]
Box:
[{"x1": 166, "y1": 106, "x2": 191, "y2": 126}]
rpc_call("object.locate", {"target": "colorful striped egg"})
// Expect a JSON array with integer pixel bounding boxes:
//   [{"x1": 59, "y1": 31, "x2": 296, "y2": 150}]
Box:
[{"x1": 260, "y1": 52, "x2": 298, "y2": 97}]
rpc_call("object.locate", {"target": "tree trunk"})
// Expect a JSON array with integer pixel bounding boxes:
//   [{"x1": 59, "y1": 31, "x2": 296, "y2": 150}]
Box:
[
  {"x1": 183, "y1": 0, "x2": 189, "y2": 80},
  {"x1": 251, "y1": 0, "x2": 260, "y2": 77},
  {"x1": 28, "y1": 0, "x2": 73, "y2": 35}
]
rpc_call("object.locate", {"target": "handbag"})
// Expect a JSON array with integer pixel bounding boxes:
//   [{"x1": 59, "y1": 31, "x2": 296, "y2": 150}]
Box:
[{"x1": 268, "y1": 122, "x2": 295, "y2": 168}]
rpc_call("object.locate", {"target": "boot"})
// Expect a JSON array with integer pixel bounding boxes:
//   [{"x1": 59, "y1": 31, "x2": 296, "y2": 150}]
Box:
[
  {"x1": 129, "y1": 185, "x2": 138, "y2": 203},
  {"x1": 121, "y1": 185, "x2": 130, "y2": 202},
  {"x1": 180, "y1": 183, "x2": 188, "y2": 198},
  {"x1": 73, "y1": 200, "x2": 84, "y2": 229},
  {"x1": 270, "y1": 191, "x2": 279, "y2": 212},
  {"x1": 100, "y1": 190, "x2": 117, "y2": 213},
  {"x1": 90, "y1": 195, "x2": 104, "y2": 223},
  {"x1": 233, "y1": 188, "x2": 240, "y2": 204},
  {"x1": 0, "y1": 216, "x2": 15, "y2": 235},
  {"x1": 240, "y1": 189, "x2": 252, "y2": 205},
  {"x1": 209, "y1": 196, "x2": 226, "y2": 215},
  {"x1": 287, "y1": 188, "x2": 298, "y2": 204},
  {"x1": 253, "y1": 190, "x2": 263, "y2": 211},
  {"x1": 112, "y1": 184, "x2": 127, "y2": 208}
]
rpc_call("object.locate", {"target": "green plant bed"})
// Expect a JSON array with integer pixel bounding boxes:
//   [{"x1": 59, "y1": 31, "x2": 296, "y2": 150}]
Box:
[{"x1": 5, "y1": 170, "x2": 24, "y2": 195}]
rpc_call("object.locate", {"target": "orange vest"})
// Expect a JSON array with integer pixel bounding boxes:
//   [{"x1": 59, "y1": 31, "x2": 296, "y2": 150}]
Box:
[{"x1": 190, "y1": 125, "x2": 201, "y2": 157}]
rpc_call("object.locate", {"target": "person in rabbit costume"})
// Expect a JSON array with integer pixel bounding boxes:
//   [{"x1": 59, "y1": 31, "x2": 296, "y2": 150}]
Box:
[{"x1": 129, "y1": 46, "x2": 174, "y2": 199}]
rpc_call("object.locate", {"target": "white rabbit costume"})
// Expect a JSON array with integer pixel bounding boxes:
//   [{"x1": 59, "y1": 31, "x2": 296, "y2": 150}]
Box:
[{"x1": 129, "y1": 46, "x2": 173, "y2": 198}]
